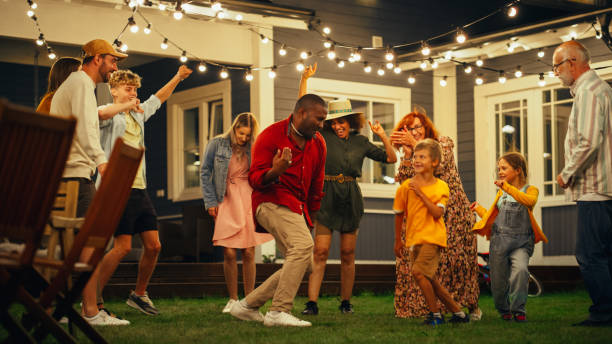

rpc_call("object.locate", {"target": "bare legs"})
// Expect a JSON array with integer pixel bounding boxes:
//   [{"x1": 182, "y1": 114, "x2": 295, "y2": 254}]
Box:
[{"x1": 223, "y1": 246, "x2": 256, "y2": 300}]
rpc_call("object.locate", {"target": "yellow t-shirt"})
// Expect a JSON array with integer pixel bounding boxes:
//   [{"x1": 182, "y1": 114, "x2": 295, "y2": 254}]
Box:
[
  {"x1": 123, "y1": 112, "x2": 146, "y2": 189},
  {"x1": 393, "y1": 178, "x2": 449, "y2": 248}
]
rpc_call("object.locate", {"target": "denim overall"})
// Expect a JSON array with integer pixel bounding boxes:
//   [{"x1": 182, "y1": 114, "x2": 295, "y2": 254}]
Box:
[{"x1": 489, "y1": 185, "x2": 535, "y2": 316}]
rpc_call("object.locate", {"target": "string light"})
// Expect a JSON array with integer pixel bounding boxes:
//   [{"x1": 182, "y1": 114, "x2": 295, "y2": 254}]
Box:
[
  {"x1": 440, "y1": 76, "x2": 447, "y2": 87},
  {"x1": 475, "y1": 74, "x2": 484, "y2": 85},
  {"x1": 180, "y1": 50, "x2": 188, "y2": 63},
  {"x1": 300, "y1": 51, "x2": 310, "y2": 59},
  {"x1": 386, "y1": 61, "x2": 394, "y2": 69},
  {"x1": 27, "y1": 0, "x2": 37, "y2": 9},
  {"x1": 444, "y1": 51, "x2": 453, "y2": 61},
  {"x1": 455, "y1": 28, "x2": 467, "y2": 44},
  {"x1": 211, "y1": 0, "x2": 222, "y2": 12},
  {"x1": 353, "y1": 47, "x2": 362, "y2": 61},
  {"x1": 327, "y1": 45, "x2": 336, "y2": 60},
  {"x1": 377, "y1": 68, "x2": 385, "y2": 76},
  {"x1": 128, "y1": 17, "x2": 139, "y2": 33},
  {"x1": 158, "y1": 3, "x2": 166, "y2": 10},
  {"x1": 337, "y1": 59, "x2": 345, "y2": 68},
  {"x1": 198, "y1": 61, "x2": 207, "y2": 72},
  {"x1": 220, "y1": 68, "x2": 229, "y2": 79},
  {"x1": 36, "y1": 33, "x2": 44, "y2": 46},
  {"x1": 538, "y1": 73, "x2": 546, "y2": 87},
  {"x1": 245, "y1": 68, "x2": 253, "y2": 81},
  {"x1": 514, "y1": 66, "x2": 522, "y2": 78},
  {"x1": 569, "y1": 31, "x2": 578, "y2": 39},
  {"x1": 217, "y1": 11, "x2": 226, "y2": 19},
  {"x1": 421, "y1": 41, "x2": 431, "y2": 56},
  {"x1": 420, "y1": 61, "x2": 428, "y2": 70},
  {"x1": 463, "y1": 63, "x2": 472, "y2": 74},
  {"x1": 27, "y1": 10, "x2": 35, "y2": 17},
  {"x1": 595, "y1": 25, "x2": 602, "y2": 39},
  {"x1": 160, "y1": 38, "x2": 169, "y2": 50},
  {"x1": 268, "y1": 66, "x2": 277, "y2": 79},
  {"x1": 323, "y1": 26, "x2": 331, "y2": 35},
  {"x1": 507, "y1": 5, "x2": 518, "y2": 18},
  {"x1": 47, "y1": 47, "x2": 56, "y2": 60},
  {"x1": 120, "y1": 42, "x2": 128, "y2": 52},
  {"x1": 394, "y1": 63, "x2": 402, "y2": 74},
  {"x1": 278, "y1": 44, "x2": 287, "y2": 56},
  {"x1": 506, "y1": 43, "x2": 515, "y2": 53},
  {"x1": 407, "y1": 73, "x2": 416, "y2": 84},
  {"x1": 385, "y1": 47, "x2": 395, "y2": 61},
  {"x1": 173, "y1": 9, "x2": 183, "y2": 20},
  {"x1": 144, "y1": 23, "x2": 152, "y2": 34},
  {"x1": 476, "y1": 58, "x2": 484, "y2": 67},
  {"x1": 323, "y1": 39, "x2": 332, "y2": 49},
  {"x1": 364, "y1": 62, "x2": 372, "y2": 73},
  {"x1": 235, "y1": 14, "x2": 243, "y2": 21},
  {"x1": 260, "y1": 34, "x2": 269, "y2": 44},
  {"x1": 498, "y1": 71, "x2": 507, "y2": 84},
  {"x1": 537, "y1": 49, "x2": 545, "y2": 58},
  {"x1": 429, "y1": 58, "x2": 438, "y2": 69},
  {"x1": 296, "y1": 60, "x2": 305, "y2": 72}
]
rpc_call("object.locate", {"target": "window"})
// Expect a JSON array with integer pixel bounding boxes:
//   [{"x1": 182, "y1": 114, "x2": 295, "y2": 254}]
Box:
[
  {"x1": 495, "y1": 99, "x2": 528, "y2": 160},
  {"x1": 542, "y1": 87, "x2": 572, "y2": 196},
  {"x1": 306, "y1": 78, "x2": 411, "y2": 198},
  {"x1": 167, "y1": 80, "x2": 231, "y2": 201}
]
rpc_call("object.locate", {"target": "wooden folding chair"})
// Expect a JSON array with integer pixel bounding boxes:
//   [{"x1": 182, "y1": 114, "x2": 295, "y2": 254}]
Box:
[
  {"x1": 23, "y1": 138, "x2": 144, "y2": 343},
  {"x1": 0, "y1": 99, "x2": 76, "y2": 343}
]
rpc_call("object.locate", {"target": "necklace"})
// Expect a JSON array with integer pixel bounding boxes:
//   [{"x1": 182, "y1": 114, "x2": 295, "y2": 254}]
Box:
[{"x1": 290, "y1": 121, "x2": 304, "y2": 137}]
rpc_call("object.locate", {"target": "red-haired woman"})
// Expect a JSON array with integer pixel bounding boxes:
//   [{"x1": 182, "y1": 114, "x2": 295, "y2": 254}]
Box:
[{"x1": 390, "y1": 110, "x2": 480, "y2": 320}]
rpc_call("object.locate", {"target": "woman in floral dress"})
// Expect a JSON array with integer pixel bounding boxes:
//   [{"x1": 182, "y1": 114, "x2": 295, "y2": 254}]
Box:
[{"x1": 390, "y1": 110, "x2": 480, "y2": 319}]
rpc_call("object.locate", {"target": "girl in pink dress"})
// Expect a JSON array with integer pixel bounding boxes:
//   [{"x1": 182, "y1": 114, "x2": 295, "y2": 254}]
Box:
[{"x1": 200, "y1": 113, "x2": 273, "y2": 313}]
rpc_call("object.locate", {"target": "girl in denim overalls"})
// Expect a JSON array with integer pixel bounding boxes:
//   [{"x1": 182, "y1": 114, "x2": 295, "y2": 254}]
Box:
[{"x1": 470, "y1": 152, "x2": 548, "y2": 322}]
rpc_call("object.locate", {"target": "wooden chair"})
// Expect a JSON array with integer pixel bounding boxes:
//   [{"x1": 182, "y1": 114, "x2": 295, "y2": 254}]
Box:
[
  {"x1": 43, "y1": 180, "x2": 80, "y2": 282},
  {"x1": 0, "y1": 99, "x2": 76, "y2": 343},
  {"x1": 23, "y1": 138, "x2": 144, "y2": 343}
]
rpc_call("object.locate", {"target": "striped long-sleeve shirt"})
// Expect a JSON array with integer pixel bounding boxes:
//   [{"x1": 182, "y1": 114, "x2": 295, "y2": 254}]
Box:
[{"x1": 561, "y1": 69, "x2": 612, "y2": 201}]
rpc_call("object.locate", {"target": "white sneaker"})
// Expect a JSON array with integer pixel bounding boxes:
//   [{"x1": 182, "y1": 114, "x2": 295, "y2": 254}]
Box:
[
  {"x1": 263, "y1": 311, "x2": 312, "y2": 327},
  {"x1": 470, "y1": 308, "x2": 483, "y2": 321},
  {"x1": 84, "y1": 311, "x2": 130, "y2": 326},
  {"x1": 229, "y1": 299, "x2": 264, "y2": 322},
  {"x1": 222, "y1": 299, "x2": 238, "y2": 314}
]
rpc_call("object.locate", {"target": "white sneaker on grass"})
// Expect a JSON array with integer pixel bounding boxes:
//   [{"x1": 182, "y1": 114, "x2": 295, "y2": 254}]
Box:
[
  {"x1": 470, "y1": 308, "x2": 483, "y2": 321},
  {"x1": 229, "y1": 299, "x2": 264, "y2": 322},
  {"x1": 263, "y1": 311, "x2": 311, "y2": 327},
  {"x1": 84, "y1": 311, "x2": 130, "y2": 326},
  {"x1": 222, "y1": 299, "x2": 239, "y2": 314}
]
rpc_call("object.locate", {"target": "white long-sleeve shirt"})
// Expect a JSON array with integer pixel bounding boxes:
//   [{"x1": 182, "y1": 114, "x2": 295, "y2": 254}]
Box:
[{"x1": 50, "y1": 70, "x2": 107, "y2": 179}]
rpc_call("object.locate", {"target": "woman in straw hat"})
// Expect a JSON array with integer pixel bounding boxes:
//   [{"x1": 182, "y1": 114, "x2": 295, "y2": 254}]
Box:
[
  {"x1": 390, "y1": 110, "x2": 480, "y2": 320},
  {"x1": 298, "y1": 64, "x2": 397, "y2": 314}
]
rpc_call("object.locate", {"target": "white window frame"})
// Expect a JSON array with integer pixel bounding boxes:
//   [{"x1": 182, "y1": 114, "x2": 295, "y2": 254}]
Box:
[
  {"x1": 166, "y1": 80, "x2": 232, "y2": 201},
  {"x1": 307, "y1": 77, "x2": 411, "y2": 198},
  {"x1": 474, "y1": 60, "x2": 612, "y2": 265}
]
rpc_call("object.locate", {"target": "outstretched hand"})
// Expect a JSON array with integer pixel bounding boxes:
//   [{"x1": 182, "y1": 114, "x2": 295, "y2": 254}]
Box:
[
  {"x1": 368, "y1": 120, "x2": 386, "y2": 138},
  {"x1": 272, "y1": 147, "x2": 292, "y2": 174},
  {"x1": 177, "y1": 65, "x2": 193, "y2": 80},
  {"x1": 302, "y1": 63, "x2": 317, "y2": 80}
]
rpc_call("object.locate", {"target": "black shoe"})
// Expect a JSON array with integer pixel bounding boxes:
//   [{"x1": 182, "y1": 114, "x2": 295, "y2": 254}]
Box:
[
  {"x1": 301, "y1": 301, "x2": 319, "y2": 315},
  {"x1": 448, "y1": 314, "x2": 470, "y2": 324},
  {"x1": 572, "y1": 319, "x2": 612, "y2": 327},
  {"x1": 339, "y1": 300, "x2": 353, "y2": 314}
]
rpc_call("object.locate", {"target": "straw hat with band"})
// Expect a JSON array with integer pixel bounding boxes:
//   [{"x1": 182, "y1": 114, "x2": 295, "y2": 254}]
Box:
[
  {"x1": 81, "y1": 39, "x2": 128, "y2": 59},
  {"x1": 326, "y1": 99, "x2": 363, "y2": 121}
]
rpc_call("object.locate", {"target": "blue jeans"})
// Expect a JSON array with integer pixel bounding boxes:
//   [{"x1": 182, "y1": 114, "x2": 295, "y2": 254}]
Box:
[{"x1": 576, "y1": 201, "x2": 612, "y2": 322}]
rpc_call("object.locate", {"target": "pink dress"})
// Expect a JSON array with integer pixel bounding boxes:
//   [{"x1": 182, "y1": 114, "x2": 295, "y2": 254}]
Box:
[{"x1": 213, "y1": 153, "x2": 273, "y2": 248}]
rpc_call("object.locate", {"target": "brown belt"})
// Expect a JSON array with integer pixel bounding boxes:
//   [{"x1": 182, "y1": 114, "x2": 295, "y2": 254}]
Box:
[{"x1": 324, "y1": 174, "x2": 355, "y2": 183}]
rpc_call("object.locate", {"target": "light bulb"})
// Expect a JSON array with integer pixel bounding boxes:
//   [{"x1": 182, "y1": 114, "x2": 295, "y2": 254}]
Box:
[
  {"x1": 507, "y1": 43, "x2": 515, "y2": 53},
  {"x1": 514, "y1": 66, "x2": 522, "y2": 78},
  {"x1": 47, "y1": 48, "x2": 56, "y2": 60},
  {"x1": 507, "y1": 5, "x2": 518, "y2": 18},
  {"x1": 421, "y1": 42, "x2": 430, "y2": 56},
  {"x1": 377, "y1": 68, "x2": 385, "y2": 76},
  {"x1": 278, "y1": 45, "x2": 287, "y2": 56},
  {"x1": 28, "y1": 0, "x2": 37, "y2": 9},
  {"x1": 260, "y1": 35, "x2": 269, "y2": 44},
  {"x1": 27, "y1": 10, "x2": 35, "y2": 17},
  {"x1": 327, "y1": 46, "x2": 336, "y2": 60},
  {"x1": 174, "y1": 10, "x2": 183, "y2": 20},
  {"x1": 179, "y1": 51, "x2": 187, "y2": 63},
  {"x1": 120, "y1": 43, "x2": 128, "y2": 52},
  {"x1": 268, "y1": 68, "x2": 276, "y2": 79},
  {"x1": 444, "y1": 51, "x2": 453, "y2": 61},
  {"x1": 596, "y1": 29, "x2": 602, "y2": 39},
  {"x1": 323, "y1": 39, "x2": 332, "y2": 48},
  {"x1": 129, "y1": 17, "x2": 139, "y2": 33},
  {"x1": 235, "y1": 14, "x2": 243, "y2": 21},
  {"x1": 364, "y1": 63, "x2": 372, "y2": 73},
  {"x1": 36, "y1": 34, "x2": 44, "y2": 46},
  {"x1": 158, "y1": 3, "x2": 166, "y2": 10},
  {"x1": 217, "y1": 11, "x2": 225, "y2": 19},
  {"x1": 569, "y1": 31, "x2": 578, "y2": 39},
  {"x1": 431, "y1": 60, "x2": 438, "y2": 69},
  {"x1": 498, "y1": 72, "x2": 507, "y2": 84},
  {"x1": 385, "y1": 48, "x2": 394, "y2": 61},
  {"x1": 323, "y1": 26, "x2": 331, "y2": 35},
  {"x1": 408, "y1": 75, "x2": 416, "y2": 84},
  {"x1": 537, "y1": 49, "x2": 545, "y2": 58},
  {"x1": 144, "y1": 24, "x2": 151, "y2": 34},
  {"x1": 476, "y1": 58, "x2": 484, "y2": 67},
  {"x1": 475, "y1": 75, "x2": 484, "y2": 85},
  {"x1": 296, "y1": 61, "x2": 305, "y2": 72},
  {"x1": 538, "y1": 73, "x2": 546, "y2": 87},
  {"x1": 464, "y1": 64, "x2": 472, "y2": 74},
  {"x1": 456, "y1": 28, "x2": 467, "y2": 44},
  {"x1": 220, "y1": 68, "x2": 229, "y2": 79},
  {"x1": 348, "y1": 56, "x2": 355, "y2": 63},
  {"x1": 161, "y1": 38, "x2": 168, "y2": 50},
  {"x1": 211, "y1": 1, "x2": 222, "y2": 12},
  {"x1": 245, "y1": 70, "x2": 253, "y2": 81},
  {"x1": 198, "y1": 62, "x2": 207, "y2": 72},
  {"x1": 337, "y1": 59, "x2": 345, "y2": 68},
  {"x1": 440, "y1": 76, "x2": 447, "y2": 87},
  {"x1": 394, "y1": 65, "x2": 401, "y2": 74},
  {"x1": 420, "y1": 61, "x2": 428, "y2": 70},
  {"x1": 300, "y1": 51, "x2": 309, "y2": 59},
  {"x1": 386, "y1": 62, "x2": 394, "y2": 69}
]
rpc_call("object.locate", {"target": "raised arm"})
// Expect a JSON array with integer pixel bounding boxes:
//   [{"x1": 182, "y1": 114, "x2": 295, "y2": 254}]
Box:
[
  {"x1": 298, "y1": 63, "x2": 317, "y2": 98},
  {"x1": 368, "y1": 120, "x2": 397, "y2": 163},
  {"x1": 155, "y1": 65, "x2": 193, "y2": 103},
  {"x1": 98, "y1": 99, "x2": 141, "y2": 120}
]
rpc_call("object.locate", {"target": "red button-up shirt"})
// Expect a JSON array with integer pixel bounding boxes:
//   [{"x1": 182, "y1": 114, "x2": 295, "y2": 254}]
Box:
[{"x1": 249, "y1": 115, "x2": 326, "y2": 232}]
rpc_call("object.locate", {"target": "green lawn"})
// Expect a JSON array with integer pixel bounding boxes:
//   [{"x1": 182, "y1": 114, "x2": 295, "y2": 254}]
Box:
[{"x1": 4, "y1": 290, "x2": 612, "y2": 343}]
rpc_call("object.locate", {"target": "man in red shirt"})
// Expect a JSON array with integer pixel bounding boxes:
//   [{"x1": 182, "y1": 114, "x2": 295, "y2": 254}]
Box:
[{"x1": 230, "y1": 94, "x2": 327, "y2": 327}]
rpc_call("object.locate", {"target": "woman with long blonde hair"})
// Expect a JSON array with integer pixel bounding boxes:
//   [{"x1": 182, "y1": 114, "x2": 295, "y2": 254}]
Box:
[{"x1": 200, "y1": 112, "x2": 273, "y2": 313}]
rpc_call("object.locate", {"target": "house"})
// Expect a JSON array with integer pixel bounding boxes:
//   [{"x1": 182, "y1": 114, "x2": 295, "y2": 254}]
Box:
[{"x1": 1, "y1": 0, "x2": 610, "y2": 269}]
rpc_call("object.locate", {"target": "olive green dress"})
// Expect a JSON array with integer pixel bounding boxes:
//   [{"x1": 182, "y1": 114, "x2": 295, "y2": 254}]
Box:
[{"x1": 316, "y1": 128, "x2": 389, "y2": 233}]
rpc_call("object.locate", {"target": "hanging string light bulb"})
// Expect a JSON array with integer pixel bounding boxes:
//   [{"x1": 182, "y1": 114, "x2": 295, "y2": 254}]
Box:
[
  {"x1": 27, "y1": 0, "x2": 37, "y2": 9},
  {"x1": 296, "y1": 60, "x2": 305, "y2": 72},
  {"x1": 377, "y1": 67, "x2": 385, "y2": 76},
  {"x1": 160, "y1": 38, "x2": 169, "y2": 50},
  {"x1": 144, "y1": 23, "x2": 152, "y2": 34},
  {"x1": 353, "y1": 47, "x2": 362, "y2": 62},
  {"x1": 268, "y1": 66, "x2": 277, "y2": 79},
  {"x1": 27, "y1": 10, "x2": 35, "y2": 17},
  {"x1": 385, "y1": 46, "x2": 395, "y2": 61},
  {"x1": 514, "y1": 66, "x2": 522, "y2": 78},
  {"x1": 420, "y1": 61, "x2": 428, "y2": 70},
  {"x1": 498, "y1": 71, "x2": 507, "y2": 84},
  {"x1": 476, "y1": 58, "x2": 484, "y2": 67},
  {"x1": 300, "y1": 51, "x2": 311, "y2": 59},
  {"x1": 235, "y1": 14, "x2": 243, "y2": 21},
  {"x1": 475, "y1": 74, "x2": 484, "y2": 85},
  {"x1": 198, "y1": 61, "x2": 207, "y2": 72},
  {"x1": 217, "y1": 11, "x2": 226, "y2": 19},
  {"x1": 439, "y1": 76, "x2": 448, "y2": 87},
  {"x1": 537, "y1": 49, "x2": 545, "y2": 58},
  {"x1": 407, "y1": 73, "x2": 416, "y2": 84},
  {"x1": 323, "y1": 26, "x2": 331, "y2": 35},
  {"x1": 463, "y1": 63, "x2": 472, "y2": 74},
  {"x1": 128, "y1": 17, "x2": 139, "y2": 33},
  {"x1": 36, "y1": 33, "x2": 44, "y2": 46},
  {"x1": 179, "y1": 51, "x2": 188, "y2": 63},
  {"x1": 429, "y1": 58, "x2": 438, "y2": 69},
  {"x1": 538, "y1": 73, "x2": 546, "y2": 87},
  {"x1": 507, "y1": 4, "x2": 518, "y2": 18},
  {"x1": 174, "y1": 9, "x2": 183, "y2": 20},
  {"x1": 363, "y1": 62, "x2": 372, "y2": 73},
  {"x1": 211, "y1": 0, "x2": 222, "y2": 12},
  {"x1": 386, "y1": 61, "x2": 394, "y2": 69},
  {"x1": 278, "y1": 44, "x2": 287, "y2": 56},
  {"x1": 337, "y1": 59, "x2": 345, "y2": 68},
  {"x1": 260, "y1": 34, "x2": 269, "y2": 44},
  {"x1": 323, "y1": 38, "x2": 332, "y2": 49},
  {"x1": 455, "y1": 28, "x2": 467, "y2": 44},
  {"x1": 327, "y1": 45, "x2": 336, "y2": 60},
  {"x1": 220, "y1": 68, "x2": 229, "y2": 79},
  {"x1": 393, "y1": 63, "x2": 401, "y2": 74},
  {"x1": 421, "y1": 41, "x2": 431, "y2": 56},
  {"x1": 245, "y1": 68, "x2": 253, "y2": 81}
]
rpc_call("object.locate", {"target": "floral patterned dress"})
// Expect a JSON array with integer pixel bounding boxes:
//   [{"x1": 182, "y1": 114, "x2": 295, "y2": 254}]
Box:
[{"x1": 394, "y1": 136, "x2": 479, "y2": 317}]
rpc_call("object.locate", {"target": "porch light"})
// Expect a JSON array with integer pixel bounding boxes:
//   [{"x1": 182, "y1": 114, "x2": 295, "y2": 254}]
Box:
[
  {"x1": 128, "y1": 17, "x2": 139, "y2": 33},
  {"x1": 36, "y1": 34, "x2": 44, "y2": 46},
  {"x1": 144, "y1": 24, "x2": 152, "y2": 34},
  {"x1": 324, "y1": 39, "x2": 332, "y2": 49},
  {"x1": 47, "y1": 47, "x2": 56, "y2": 60},
  {"x1": 407, "y1": 74, "x2": 416, "y2": 84},
  {"x1": 198, "y1": 62, "x2": 207, "y2": 72},
  {"x1": 278, "y1": 45, "x2": 287, "y2": 56},
  {"x1": 420, "y1": 61, "x2": 427, "y2": 70},
  {"x1": 386, "y1": 62, "x2": 394, "y2": 70},
  {"x1": 377, "y1": 68, "x2": 385, "y2": 76},
  {"x1": 327, "y1": 46, "x2": 336, "y2": 60},
  {"x1": 353, "y1": 47, "x2": 362, "y2": 62},
  {"x1": 455, "y1": 28, "x2": 467, "y2": 44},
  {"x1": 268, "y1": 67, "x2": 277, "y2": 79},
  {"x1": 475, "y1": 74, "x2": 484, "y2": 85},
  {"x1": 161, "y1": 38, "x2": 169, "y2": 50},
  {"x1": 296, "y1": 60, "x2": 305, "y2": 72},
  {"x1": 245, "y1": 69, "x2": 253, "y2": 81},
  {"x1": 514, "y1": 66, "x2": 522, "y2": 78},
  {"x1": 538, "y1": 73, "x2": 546, "y2": 87},
  {"x1": 179, "y1": 51, "x2": 188, "y2": 63},
  {"x1": 439, "y1": 76, "x2": 447, "y2": 87},
  {"x1": 363, "y1": 63, "x2": 372, "y2": 73},
  {"x1": 323, "y1": 26, "x2": 331, "y2": 35},
  {"x1": 394, "y1": 64, "x2": 402, "y2": 74},
  {"x1": 220, "y1": 68, "x2": 229, "y2": 79},
  {"x1": 498, "y1": 72, "x2": 507, "y2": 84},
  {"x1": 385, "y1": 47, "x2": 395, "y2": 61},
  {"x1": 28, "y1": 0, "x2": 37, "y2": 9},
  {"x1": 507, "y1": 5, "x2": 518, "y2": 18},
  {"x1": 463, "y1": 64, "x2": 472, "y2": 74},
  {"x1": 475, "y1": 58, "x2": 484, "y2": 67},
  {"x1": 420, "y1": 41, "x2": 431, "y2": 56},
  {"x1": 260, "y1": 35, "x2": 269, "y2": 44},
  {"x1": 235, "y1": 14, "x2": 243, "y2": 21},
  {"x1": 537, "y1": 49, "x2": 545, "y2": 58}
]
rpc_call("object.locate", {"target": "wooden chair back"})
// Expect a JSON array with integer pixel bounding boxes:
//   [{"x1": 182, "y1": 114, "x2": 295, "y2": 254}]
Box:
[{"x1": 0, "y1": 99, "x2": 76, "y2": 267}]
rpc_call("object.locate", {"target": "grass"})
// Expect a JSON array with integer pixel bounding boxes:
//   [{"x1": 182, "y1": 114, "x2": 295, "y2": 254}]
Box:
[{"x1": 4, "y1": 290, "x2": 612, "y2": 343}]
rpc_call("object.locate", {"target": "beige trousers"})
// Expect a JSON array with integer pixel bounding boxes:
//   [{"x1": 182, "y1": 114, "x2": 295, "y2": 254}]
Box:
[{"x1": 244, "y1": 202, "x2": 314, "y2": 312}]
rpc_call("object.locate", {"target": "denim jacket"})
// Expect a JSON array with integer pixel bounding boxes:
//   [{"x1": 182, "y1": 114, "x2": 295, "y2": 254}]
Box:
[
  {"x1": 200, "y1": 135, "x2": 251, "y2": 209},
  {"x1": 96, "y1": 95, "x2": 161, "y2": 187}
]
